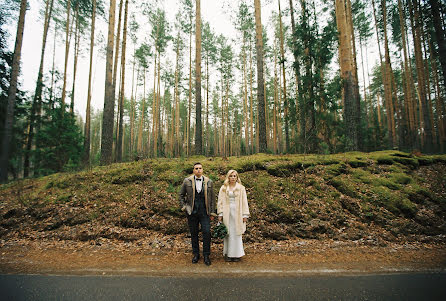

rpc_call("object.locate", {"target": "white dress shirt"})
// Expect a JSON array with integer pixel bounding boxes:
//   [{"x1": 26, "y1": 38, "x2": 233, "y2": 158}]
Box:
[{"x1": 195, "y1": 176, "x2": 203, "y2": 193}]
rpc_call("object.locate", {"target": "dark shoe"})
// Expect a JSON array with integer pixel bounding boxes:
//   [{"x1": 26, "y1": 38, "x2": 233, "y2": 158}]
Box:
[
  {"x1": 232, "y1": 257, "x2": 240, "y2": 262},
  {"x1": 192, "y1": 254, "x2": 200, "y2": 264},
  {"x1": 204, "y1": 255, "x2": 211, "y2": 266},
  {"x1": 224, "y1": 255, "x2": 231, "y2": 262}
]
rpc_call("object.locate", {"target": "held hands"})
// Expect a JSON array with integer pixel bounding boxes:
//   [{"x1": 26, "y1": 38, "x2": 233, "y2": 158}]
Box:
[{"x1": 243, "y1": 217, "x2": 247, "y2": 223}]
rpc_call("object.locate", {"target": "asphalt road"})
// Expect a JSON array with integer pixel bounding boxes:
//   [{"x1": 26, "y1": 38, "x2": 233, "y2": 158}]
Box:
[{"x1": 1, "y1": 273, "x2": 445, "y2": 301}]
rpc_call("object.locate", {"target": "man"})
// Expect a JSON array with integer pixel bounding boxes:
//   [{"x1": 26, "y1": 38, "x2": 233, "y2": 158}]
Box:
[{"x1": 179, "y1": 162, "x2": 216, "y2": 265}]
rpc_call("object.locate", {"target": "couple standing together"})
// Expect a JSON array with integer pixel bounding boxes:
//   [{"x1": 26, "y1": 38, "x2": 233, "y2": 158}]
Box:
[{"x1": 179, "y1": 163, "x2": 250, "y2": 266}]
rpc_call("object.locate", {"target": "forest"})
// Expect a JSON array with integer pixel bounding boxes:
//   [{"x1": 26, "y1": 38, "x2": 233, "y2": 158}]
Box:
[{"x1": 0, "y1": 0, "x2": 445, "y2": 182}]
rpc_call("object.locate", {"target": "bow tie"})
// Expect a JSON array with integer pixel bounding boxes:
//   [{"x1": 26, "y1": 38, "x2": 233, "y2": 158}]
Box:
[{"x1": 195, "y1": 178, "x2": 202, "y2": 181}]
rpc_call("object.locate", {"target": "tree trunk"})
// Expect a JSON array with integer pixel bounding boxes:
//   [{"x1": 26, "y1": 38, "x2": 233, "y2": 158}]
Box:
[
  {"x1": 410, "y1": 0, "x2": 434, "y2": 152},
  {"x1": 249, "y1": 39, "x2": 254, "y2": 154},
  {"x1": 430, "y1": 38, "x2": 446, "y2": 151},
  {"x1": 70, "y1": 6, "x2": 80, "y2": 114},
  {"x1": 289, "y1": 0, "x2": 302, "y2": 152},
  {"x1": 336, "y1": 0, "x2": 359, "y2": 150},
  {"x1": 225, "y1": 79, "x2": 230, "y2": 156},
  {"x1": 187, "y1": 20, "x2": 192, "y2": 157},
  {"x1": 273, "y1": 41, "x2": 279, "y2": 154},
  {"x1": 346, "y1": 0, "x2": 361, "y2": 149},
  {"x1": 195, "y1": 0, "x2": 202, "y2": 155},
  {"x1": 137, "y1": 69, "x2": 145, "y2": 155},
  {"x1": 397, "y1": 0, "x2": 416, "y2": 149},
  {"x1": 70, "y1": 5, "x2": 80, "y2": 116},
  {"x1": 173, "y1": 31, "x2": 180, "y2": 156},
  {"x1": 359, "y1": 36, "x2": 369, "y2": 129},
  {"x1": 407, "y1": 3, "x2": 422, "y2": 148},
  {"x1": 155, "y1": 52, "x2": 161, "y2": 156},
  {"x1": 372, "y1": 0, "x2": 391, "y2": 148},
  {"x1": 112, "y1": 0, "x2": 123, "y2": 157},
  {"x1": 430, "y1": 0, "x2": 446, "y2": 89},
  {"x1": 24, "y1": 0, "x2": 54, "y2": 177},
  {"x1": 382, "y1": 0, "x2": 397, "y2": 148},
  {"x1": 423, "y1": 34, "x2": 437, "y2": 148},
  {"x1": 116, "y1": 0, "x2": 129, "y2": 162},
  {"x1": 100, "y1": 0, "x2": 117, "y2": 165},
  {"x1": 150, "y1": 46, "x2": 157, "y2": 156},
  {"x1": 298, "y1": 0, "x2": 308, "y2": 153},
  {"x1": 83, "y1": 0, "x2": 96, "y2": 166},
  {"x1": 61, "y1": 0, "x2": 72, "y2": 112},
  {"x1": 254, "y1": 0, "x2": 267, "y2": 153},
  {"x1": 243, "y1": 37, "x2": 249, "y2": 154},
  {"x1": 278, "y1": 0, "x2": 289, "y2": 152},
  {"x1": 278, "y1": 60, "x2": 283, "y2": 152},
  {"x1": 220, "y1": 76, "x2": 225, "y2": 157},
  {"x1": 0, "y1": 0, "x2": 27, "y2": 182},
  {"x1": 129, "y1": 58, "x2": 137, "y2": 157},
  {"x1": 206, "y1": 48, "x2": 210, "y2": 156}
]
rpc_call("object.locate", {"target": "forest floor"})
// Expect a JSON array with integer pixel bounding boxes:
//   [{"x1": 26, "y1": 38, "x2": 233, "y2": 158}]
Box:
[{"x1": 1, "y1": 235, "x2": 445, "y2": 276}]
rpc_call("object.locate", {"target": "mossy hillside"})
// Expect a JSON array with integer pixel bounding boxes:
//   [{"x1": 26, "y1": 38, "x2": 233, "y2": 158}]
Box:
[{"x1": 1, "y1": 151, "x2": 445, "y2": 243}]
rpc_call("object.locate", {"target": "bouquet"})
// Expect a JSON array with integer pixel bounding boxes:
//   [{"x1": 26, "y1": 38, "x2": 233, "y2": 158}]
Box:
[{"x1": 212, "y1": 221, "x2": 228, "y2": 239}]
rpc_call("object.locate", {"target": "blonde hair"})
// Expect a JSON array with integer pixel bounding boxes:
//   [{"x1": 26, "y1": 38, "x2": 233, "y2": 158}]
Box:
[{"x1": 223, "y1": 170, "x2": 241, "y2": 190}]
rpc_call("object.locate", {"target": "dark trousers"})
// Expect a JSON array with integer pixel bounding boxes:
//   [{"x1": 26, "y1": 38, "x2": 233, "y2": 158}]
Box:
[{"x1": 187, "y1": 212, "x2": 211, "y2": 256}]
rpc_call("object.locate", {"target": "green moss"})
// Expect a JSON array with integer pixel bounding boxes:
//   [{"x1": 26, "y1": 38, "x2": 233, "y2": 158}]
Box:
[
  {"x1": 306, "y1": 208, "x2": 317, "y2": 218},
  {"x1": 88, "y1": 211, "x2": 99, "y2": 221},
  {"x1": 373, "y1": 151, "x2": 418, "y2": 168},
  {"x1": 391, "y1": 152, "x2": 412, "y2": 158},
  {"x1": 403, "y1": 184, "x2": 432, "y2": 204},
  {"x1": 392, "y1": 156, "x2": 419, "y2": 169},
  {"x1": 390, "y1": 173, "x2": 413, "y2": 185},
  {"x1": 329, "y1": 176, "x2": 359, "y2": 198},
  {"x1": 352, "y1": 169, "x2": 372, "y2": 184},
  {"x1": 329, "y1": 190, "x2": 341, "y2": 199},
  {"x1": 364, "y1": 211, "x2": 375, "y2": 219},
  {"x1": 417, "y1": 156, "x2": 434, "y2": 166},
  {"x1": 129, "y1": 208, "x2": 139, "y2": 217},
  {"x1": 309, "y1": 178, "x2": 322, "y2": 190},
  {"x1": 153, "y1": 161, "x2": 179, "y2": 173},
  {"x1": 432, "y1": 155, "x2": 446, "y2": 164},
  {"x1": 369, "y1": 186, "x2": 400, "y2": 214},
  {"x1": 167, "y1": 207, "x2": 183, "y2": 217},
  {"x1": 55, "y1": 193, "x2": 72, "y2": 203},
  {"x1": 377, "y1": 156, "x2": 394, "y2": 165},
  {"x1": 396, "y1": 198, "x2": 417, "y2": 217},
  {"x1": 46, "y1": 179, "x2": 70, "y2": 189},
  {"x1": 234, "y1": 156, "x2": 270, "y2": 172},
  {"x1": 265, "y1": 199, "x2": 285, "y2": 213},
  {"x1": 325, "y1": 163, "x2": 348, "y2": 177},
  {"x1": 348, "y1": 159, "x2": 368, "y2": 168},
  {"x1": 242, "y1": 171, "x2": 271, "y2": 204},
  {"x1": 319, "y1": 158, "x2": 341, "y2": 165},
  {"x1": 266, "y1": 161, "x2": 302, "y2": 177},
  {"x1": 158, "y1": 169, "x2": 184, "y2": 186},
  {"x1": 372, "y1": 177, "x2": 401, "y2": 190},
  {"x1": 166, "y1": 183, "x2": 177, "y2": 193},
  {"x1": 111, "y1": 173, "x2": 147, "y2": 184},
  {"x1": 388, "y1": 164, "x2": 405, "y2": 173}
]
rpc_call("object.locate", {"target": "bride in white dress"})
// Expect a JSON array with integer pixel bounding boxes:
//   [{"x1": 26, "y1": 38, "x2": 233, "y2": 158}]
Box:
[{"x1": 217, "y1": 170, "x2": 250, "y2": 262}]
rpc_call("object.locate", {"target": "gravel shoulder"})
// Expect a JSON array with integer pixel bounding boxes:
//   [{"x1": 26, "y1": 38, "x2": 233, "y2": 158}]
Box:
[{"x1": 1, "y1": 238, "x2": 445, "y2": 277}]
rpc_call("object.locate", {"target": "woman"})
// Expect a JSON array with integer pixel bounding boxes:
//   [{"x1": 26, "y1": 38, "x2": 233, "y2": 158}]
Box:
[{"x1": 217, "y1": 170, "x2": 250, "y2": 262}]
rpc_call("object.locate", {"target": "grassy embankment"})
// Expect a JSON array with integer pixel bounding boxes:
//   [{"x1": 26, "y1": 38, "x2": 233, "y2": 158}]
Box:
[{"x1": 1, "y1": 150, "x2": 445, "y2": 244}]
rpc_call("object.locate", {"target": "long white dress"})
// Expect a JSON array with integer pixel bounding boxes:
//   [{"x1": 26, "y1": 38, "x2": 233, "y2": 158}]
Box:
[{"x1": 223, "y1": 191, "x2": 245, "y2": 258}]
